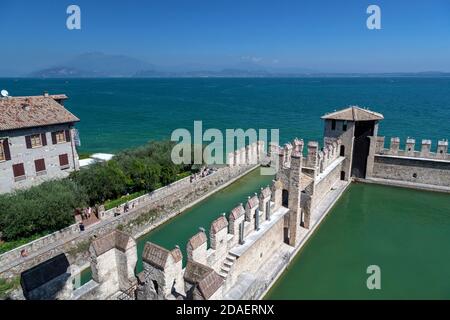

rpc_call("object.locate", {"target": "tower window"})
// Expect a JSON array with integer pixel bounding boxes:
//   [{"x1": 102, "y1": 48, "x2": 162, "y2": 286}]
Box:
[
  {"x1": 340, "y1": 145, "x2": 345, "y2": 157},
  {"x1": 331, "y1": 120, "x2": 336, "y2": 130},
  {"x1": 343, "y1": 121, "x2": 348, "y2": 131}
]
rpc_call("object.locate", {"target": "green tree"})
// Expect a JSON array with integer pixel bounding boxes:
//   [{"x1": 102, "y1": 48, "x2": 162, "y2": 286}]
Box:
[{"x1": 0, "y1": 180, "x2": 88, "y2": 241}]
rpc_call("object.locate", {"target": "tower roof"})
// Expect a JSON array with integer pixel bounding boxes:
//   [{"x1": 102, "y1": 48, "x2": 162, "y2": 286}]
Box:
[{"x1": 321, "y1": 106, "x2": 383, "y2": 121}]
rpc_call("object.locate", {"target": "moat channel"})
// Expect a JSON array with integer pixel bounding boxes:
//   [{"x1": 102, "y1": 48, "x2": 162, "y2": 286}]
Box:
[
  {"x1": 80, "y1": 173, "x2": 450, "y2": 299},
  {"x1": 79, "y1": 168, "x2": 274, "y2": 285},
  {"x1": 266, "y1": 183, "x2": 450, "y2": 299}
]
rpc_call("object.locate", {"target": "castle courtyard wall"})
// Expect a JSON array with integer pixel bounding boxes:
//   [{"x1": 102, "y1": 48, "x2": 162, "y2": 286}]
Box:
[
  {"x1": 227, "y1": 207, "x2": 285, "y2": 288},
  {"x1": 371, "y1": 155, "x2": 450, "y2": 187},
  {"x1": 313, "y1": 156, "x2": 345, "y2": 205}
]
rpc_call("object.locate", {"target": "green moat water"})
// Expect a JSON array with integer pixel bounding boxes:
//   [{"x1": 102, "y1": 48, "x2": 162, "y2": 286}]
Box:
[
  {"x1": 80, "y1": 168, "x2": 273, "y2": 285},
  {"x1": 81, "y1": 178, "x2": 450, "y2": 299},
  {"x1": 265, "y1": 183, "x2": 450, "y2": 300}
]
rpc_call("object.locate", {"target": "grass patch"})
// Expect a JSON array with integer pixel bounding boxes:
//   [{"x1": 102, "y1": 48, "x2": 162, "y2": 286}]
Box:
[
  {"x1": 176, "y1": 171, "x2": 191, "y2": 180},
  {"x1": 0, "y1": 232, "x2": 48, "y2": 255},
  {"x1": 0, "y1": 277, "x2": 20, "y2": 299},
  {"x1": 66, "y1": 240, "x2": 91, "y2": 257},
  {"x1": 77, "y1": 152, "x2": 92, "y2": 160},
  {"x1": 104, "y1": 191, "x2": 146, "y2": 210},
  {"x1": 131, "y1": 209, "x2": 160, "y2": 228}
]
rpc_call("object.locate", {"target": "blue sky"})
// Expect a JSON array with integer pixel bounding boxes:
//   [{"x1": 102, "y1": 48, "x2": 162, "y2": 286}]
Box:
[{"x1": 1, "y1": 0, "x2": 450, "y2": 74}]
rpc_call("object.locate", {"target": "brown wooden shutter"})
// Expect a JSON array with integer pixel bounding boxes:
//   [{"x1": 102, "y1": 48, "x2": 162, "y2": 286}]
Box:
[
  {"x1": 3, "y1": 139, "x2": 11, "y2": 161},
  {"x1": 51, "y1": 132, "x2": 57, "y2": 144},
  {"x1": 25, "y1": 136, "x2": 32, "y2": 149},
  {"x1": 65, "y1": 130, "x2": 71, "y2": 142},
  {"x1": 34, "y1": 159, "x2": 46, "y2": 172},
  {"x1": 12, "y1": 163, "x2": 25, "y2": 177},
  {"x1": 59, "y1": 154, "x2": 69, "y2": 166},
  {"x1": 41, "y1": 133, "x2": 47, "y2": 146}
]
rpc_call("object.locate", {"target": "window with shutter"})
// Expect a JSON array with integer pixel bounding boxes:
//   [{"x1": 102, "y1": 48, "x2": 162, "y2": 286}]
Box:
[
  {"x1": 65, "y1": 129, "x2": 71, "y2": 142},
  {"x1": 53, "y1": 131, "x2": 67, "y2": 144},
  {"x1": 41, "y1": 133, "x2": 47, "y2": 146},
  {"x1": 59, "y1": 153, "x2": 69, "y2": 169},
  {"x1": 26, "y1": 134, "x2": 43, "y2": 148},
  {"x1": 2, "y1": 139, "x2": 11, "y2": 161},
  {"x1": 12, "y1": 163, "x2": 26, "y2": 181},
  {"x1": 34, "y1": 158, "x2": 46, "y2": 174},
  {"x1": 0, "y1": 141, "x2": 5, "y2": 161}
]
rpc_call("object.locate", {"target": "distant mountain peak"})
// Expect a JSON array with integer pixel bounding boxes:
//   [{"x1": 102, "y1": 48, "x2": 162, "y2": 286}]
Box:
[{"x1": 30, "y1": 52, "x2": 153, "y2": 78}]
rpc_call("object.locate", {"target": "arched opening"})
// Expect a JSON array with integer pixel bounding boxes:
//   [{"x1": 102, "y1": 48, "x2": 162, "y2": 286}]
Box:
[
  {"x1": 152, "y1": 280, "x2": 159, "y2": 294},
  {"x1": 340, "y1": 171, "x2": 346, "y2": 181},
  {"x1": 340, "y1": 145, "x2": 345, "y2": 157},
  {"x1": 282, "y1": 189, "x2": 289, "y2": 207}
]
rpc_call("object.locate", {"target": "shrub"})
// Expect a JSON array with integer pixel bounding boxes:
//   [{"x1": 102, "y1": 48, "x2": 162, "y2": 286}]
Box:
[
  {"x1": 0, "y1": 140, "x2": 194, "y2": 243},
  {"x1": 71, "y1": 160, "x2": 130, "y2": 205},
  {"x1": 0, "y1": 180, "x2": 88, "y2": 241}
]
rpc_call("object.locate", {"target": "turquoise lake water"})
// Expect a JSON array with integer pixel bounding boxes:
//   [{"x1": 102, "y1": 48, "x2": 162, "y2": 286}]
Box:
[{"x1": 1, "y1": 77, "x2": 449, "y2": 153}]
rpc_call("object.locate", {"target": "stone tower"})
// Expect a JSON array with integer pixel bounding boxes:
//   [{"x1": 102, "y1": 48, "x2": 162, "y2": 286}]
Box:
[
  {"x1": 321, "y1": 106, "x2": 384, "y2": 180},
  {"x1": 270, "y1": 139, "x2": 305, "y2": 245}
]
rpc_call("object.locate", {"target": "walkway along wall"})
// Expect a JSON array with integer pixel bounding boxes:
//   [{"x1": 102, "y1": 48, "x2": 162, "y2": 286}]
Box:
[{"x1": 0, "y1": 142, "x2": 264, "y2": 282}]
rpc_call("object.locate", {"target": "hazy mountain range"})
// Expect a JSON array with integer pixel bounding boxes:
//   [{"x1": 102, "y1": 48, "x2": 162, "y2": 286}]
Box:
[{"x1": 20, "y1": 52, "x2": 450, "y2": 78}]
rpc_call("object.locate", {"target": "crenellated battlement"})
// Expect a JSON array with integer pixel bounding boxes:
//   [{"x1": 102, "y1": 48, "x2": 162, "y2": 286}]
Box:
[
  {"x1": 376, "y1": 136, "x2": 449, "y2": 160},
  {"x1": 269, "y1": 137, "x2": 342, "y2": 179},
  {"x1": 134, "y1": 180, "x2": 282, "y2": 300},
  {"x1": 227, "y1": 140, "x2": 265, "y2": 167}
]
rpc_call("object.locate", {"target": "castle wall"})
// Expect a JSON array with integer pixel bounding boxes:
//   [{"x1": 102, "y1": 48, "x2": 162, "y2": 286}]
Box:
[
  {"x1": 366, "y1": 136, "x2": 450, "y2": 189},
  {"x1": 227, "y1": 207, "x2": 285, "y2": 287},
  {"x1": 313, "y1": 157, "x2": 345, "y2": 205},
  {"x1": 371, "y1": 156, "x2": 450, "y2": 187},
  {"x1": 90, "y1": 249, "x2": 120, "y2": 299}
]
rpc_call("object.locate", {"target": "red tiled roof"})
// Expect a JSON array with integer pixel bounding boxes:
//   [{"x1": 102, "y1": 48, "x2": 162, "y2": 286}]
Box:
[
  {"x1": 142, "y1": 242, "x2": 171, "y2": 270},
  {"x1": 184, "y1": 261, "x2": 223, "y2": 299},
  {"x1": 246, "y1": 195, "x2": 259, "y2": 209},
  {"x1": 91, "y1": 230, "x2": 134, "y2": 256},
  {"x1": 187, "y1": 231, "x2": 207, "y2": 250},
  {"x1": 0, "y1": 94, "x2": 79, "y2": 131},
  {"x1": 229, "y1": 204, "x2": 245, "y2": 220},
  {"x1": 321, "y1": 106, "x2": 383, "y2": 121},
  {"x1": 210, "y1": 215, "x2": 228, "y2": 234}
]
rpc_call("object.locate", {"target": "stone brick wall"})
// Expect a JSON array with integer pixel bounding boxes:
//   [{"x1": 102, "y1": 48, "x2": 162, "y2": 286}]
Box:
[
  {"x1": 372, "y1": 155, "x2": 450, "y2": 187},
  {"x1": 313, "y1": 157, "x2": 345, "y2": 205},
  {"x1": 323, "y1": 119, "x2": 355, "y2": 180},
  {"x1": 229, "y1": 215, "x2": 284, "y2": 284},
  {"x1": 0, "y1": 124, "x2": 78, "y2": 194}
]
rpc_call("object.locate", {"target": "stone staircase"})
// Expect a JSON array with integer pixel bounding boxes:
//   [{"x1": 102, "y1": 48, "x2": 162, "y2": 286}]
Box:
[{"x1": 218, "y1": 252, "x2": 238, "y2": 279}]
